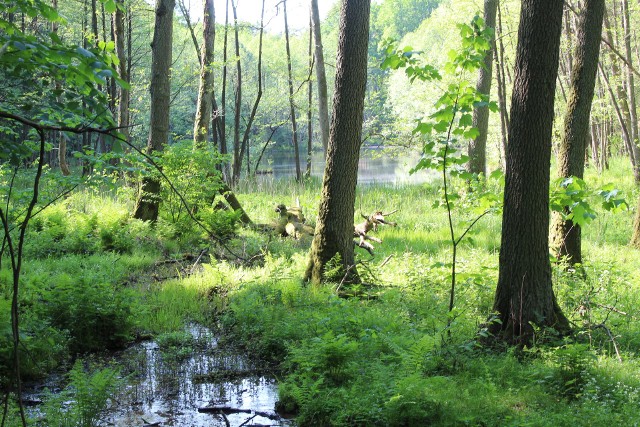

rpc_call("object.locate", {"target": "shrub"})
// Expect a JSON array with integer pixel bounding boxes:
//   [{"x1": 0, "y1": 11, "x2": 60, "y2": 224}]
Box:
[
  {"x1": 40, "y1": 275, "x2": 137, "y2": 353},
  {"x1": 37, "y1": 360, "x2": 121, "y2": 427}
]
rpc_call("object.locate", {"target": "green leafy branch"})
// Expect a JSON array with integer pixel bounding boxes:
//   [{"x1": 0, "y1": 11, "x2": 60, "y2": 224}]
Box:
[
  {"x1": 381, "y1": 15, "x2": 500, "y2": 317},
  {"x1": 550, "y1": 177, "x2": 628, "y2": 228}
]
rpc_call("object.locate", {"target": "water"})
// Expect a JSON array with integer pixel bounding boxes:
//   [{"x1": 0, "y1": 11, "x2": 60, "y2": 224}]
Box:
[
  {"x1": 24, "y1": 325, "x2": 290, "y2": 427},
  {"x1": 102, "y1": 325, "x2": 290, "y2": 427},
  {"x1": 256, "y1": 148, "x2": 433, "y2": 185}
]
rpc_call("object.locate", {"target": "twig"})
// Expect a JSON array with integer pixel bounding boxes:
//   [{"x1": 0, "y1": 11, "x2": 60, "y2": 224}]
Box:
[
  {"x1": 594, "y1": 323, "x2": 622, "y2": 363},
  {"x1": 238, "y1": 414, "x2": 257, "y2": 427},
  {"x1": 592, "y1": 302, "x2": 634, "y2": 319},
  {"x1": 188, "y1": 248, "x2": 208, "y2": 275},
  {"x1": 379, "y1": 254, "x2": 393, "y2": 268}
]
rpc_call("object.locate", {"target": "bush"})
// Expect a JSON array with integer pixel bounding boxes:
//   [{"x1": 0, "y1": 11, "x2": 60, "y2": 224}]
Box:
[
  {"x1": 37, "y1": 360, "x2": 121, "y2": 427},
  {"x1": 40, "y1": 275, "x2": 137, "y2": 353}
]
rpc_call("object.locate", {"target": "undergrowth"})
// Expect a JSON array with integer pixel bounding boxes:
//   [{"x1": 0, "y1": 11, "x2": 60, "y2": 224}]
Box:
[{"x1": 1, "y1": 160, "x2": 640, "y2": 426}]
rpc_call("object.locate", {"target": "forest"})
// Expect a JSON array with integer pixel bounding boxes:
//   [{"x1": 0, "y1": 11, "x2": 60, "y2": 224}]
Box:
[{"x1": 2, "y1": 0, "x2": 640, "y2": 425}]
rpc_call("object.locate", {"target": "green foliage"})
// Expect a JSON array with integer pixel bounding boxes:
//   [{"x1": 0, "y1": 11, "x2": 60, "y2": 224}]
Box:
[
  {"x1": 155, "y1": 330, "x2": 195, "y2": 360},
  {"x1": 39, "y1": 276, "x2": 137, "y2": 353},
  {"x1": 36, "y1": 360, "x2": 121, "y2": 427},
  {"x1": 550, "y1": 176, "x2": 628, "y2": 227},
  {"x1": 545, "y1": 344, "x2": 597, "y2": 400},
  {"x1": 0, "y1": 0, "x2": 124, "y2": 134}
]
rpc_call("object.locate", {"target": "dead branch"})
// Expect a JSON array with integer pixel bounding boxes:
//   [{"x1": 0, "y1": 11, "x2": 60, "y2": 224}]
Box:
[
  {"x1": 353, "y1": 210, "x2": 398, "y2": 254},
  {"x1": 594, "y1": 323, "x2": 622, "y2": 363}
]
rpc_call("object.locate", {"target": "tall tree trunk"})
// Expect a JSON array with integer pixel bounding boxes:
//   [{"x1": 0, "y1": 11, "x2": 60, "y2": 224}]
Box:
[
  {"x1": 283, "y1": 0, "x2": 301, "y2": 182},
  {"x1": 230, "y1": 0, "x2": 242, "y2": 183},
  {"x1": 307, "y1": 15, "x2": 313, "y2": 178},
  {"x1": 218, "y1": 0, "x2": 230, "y2": 181},
  {"x1": 495, "y1": 0, "x2": 509, "y2": 169},
  {"x1": 51, "y1": 0, "x2": 70, "y2": 176},
  {"x1": 490, "y1": 0, "x2": 570, "y2": 345},
  {"x1": 621, "y1": 0, "x2": 638, "y2": 147},
  {"x1": 178, "y1": 0, "x2": 201, "y2": 60},
  {"x1": 113, "y1": 0, "x2": 130, "y2": 145},
  {"x1": 193, "y1": 0, "x2": 215, "y2": 148},
  {"x1": 598, "y1": 63, "x2": 639, "y2": 179},
  {"x1": 550, "y1": 0, "x2": 605, "y2": 265},
  {"x1": 236, "y1": 0, "x2": 265, "y2": 177},
  {"x1": 311, "y1": 0, "x2": 330, "y2": 156},
  {"x1": 467, "y1": 0, "x2": 497, "y2": 176},
  {"x1": 305, "y1": 0, "x2": 371, "y2": 285},
  {"x1": 133, "y1": 0, "x2": 174, "y2": 221},
  {"x1": 602, "y1": 7, "x2": 640, "y2": 180}
]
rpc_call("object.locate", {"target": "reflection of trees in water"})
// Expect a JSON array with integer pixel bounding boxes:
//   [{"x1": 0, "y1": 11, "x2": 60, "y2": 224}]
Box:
[{"x1": 264, "y1": 149, "x2": 430, "y2": 184}]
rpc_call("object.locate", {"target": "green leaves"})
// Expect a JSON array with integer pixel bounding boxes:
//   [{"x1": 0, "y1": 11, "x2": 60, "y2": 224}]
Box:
[{"x1": 550, "y1": 177, "x2": 628, "y2": 227}]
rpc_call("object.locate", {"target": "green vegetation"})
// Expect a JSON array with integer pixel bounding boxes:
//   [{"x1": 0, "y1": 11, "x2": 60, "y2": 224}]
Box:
[{"x1": 1, "y1": 161, "x2": 639, "y2": 425}]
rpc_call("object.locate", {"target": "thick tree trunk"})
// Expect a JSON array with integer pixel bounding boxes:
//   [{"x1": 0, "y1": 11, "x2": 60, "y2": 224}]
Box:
[
  {"x1": 550, "y1": 0, "x2": 605, "y2": 265},
  {"x1": 491, "y1": 0, "x2": 570, "y2": 345},
  {"x1": 311, "y1": 0, "x2": 330, "y2": 156},
  {"x1": 133, "y1": 0, "x2": 174, "y2": 221},
  {"x1": 283, "y1": 0, "x2": 302, "y2": 182},
  {"x1": 467, "y1": 0, "x2": 497, "y2": 176},
  {"x1": 305, "y1": 0, "x2": 371, "y2": 285}
]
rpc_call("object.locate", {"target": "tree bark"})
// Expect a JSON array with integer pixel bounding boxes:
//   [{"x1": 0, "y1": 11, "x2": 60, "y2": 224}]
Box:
[
  {"x1": 467, "y1": 0, "x2": 497, "y2": 176},
  {"x1": 218, "y1": 0, "x2": 230, "y2": 181},
  {"x1": 550, "y1": 0, "x2": 604, "y2": 265},
  {"x1": 602, "y1": 7, "x2": 640, "y2": 181},
  {"x1": 283, "y1": 0, "x2": 302, "y2": 182},
  {"x1": 133, "y1": 0, "x2": 174, "y2": 221},
  {"x1": 307, "y1": 15, "x2": 313, "y2": 177},
  {"x1": 230, "y1": 0, "x2": 242, "y2": 183},
  {"x1": 236, "y1": 0, "x2": 265, "y2": 176},
  {"x1": 193, "y1": 0, "x2": 215, "y2": 149},
  {"x1": 311, "y1": 0, "x2": 330, "y2": 156},
  {"x1": 113, "y1": 0, "x2": 130, "y2": 145},
  {"x1": 490, "y1": 0, "x2": 570, "y2": 345},
  {"x1": 495, "y1": 1, "x2": 509, "y2": 169},
  {"x1": 305, "y1": 0, "x2": 371, "y2": 285}
]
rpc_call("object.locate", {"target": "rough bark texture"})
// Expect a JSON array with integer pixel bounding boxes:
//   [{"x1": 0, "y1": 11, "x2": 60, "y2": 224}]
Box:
[
  {"x1": 311, "y1": 0, "x2": 329, "y2": 156},
  {"x1": 491, "y1": 0, "x2": 570, "y2": 344},
  {"x1": 305, "y1": 0, "x2": 371, "y2": 285},
  {"x1": 551, "y1": 0, "x2": 604, "y2": 265},
  {"x1": 467, "y1": 0, "x2": 497, "y2": 176},
  {"x1": 133, "y1": 0, "x2": 174, "y2": 221},
  {"x1": 193, "y1": 0, "x2": 215, "y2": 148}
]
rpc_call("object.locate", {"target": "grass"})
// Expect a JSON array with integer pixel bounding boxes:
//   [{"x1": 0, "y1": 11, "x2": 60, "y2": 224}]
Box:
[{"x1": 2, "y1": 159, "x2": 640, "y2": 425}]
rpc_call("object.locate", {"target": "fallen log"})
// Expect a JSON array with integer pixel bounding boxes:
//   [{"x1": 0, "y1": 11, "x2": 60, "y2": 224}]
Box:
[
  {"x1": 197, "y1": 406, "x2": 282, "y2": 420},
  {"x1": 354, "y1": 210, "x2": 398, "y2": 255}
]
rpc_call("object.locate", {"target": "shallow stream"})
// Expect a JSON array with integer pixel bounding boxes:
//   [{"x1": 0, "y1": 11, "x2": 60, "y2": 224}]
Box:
[
  {"x1": 103, "y1": 325, "x2": 290, "y2": 426},
  {"x1": 26, "y1": 324, "x2": 291, "y2": 427}
]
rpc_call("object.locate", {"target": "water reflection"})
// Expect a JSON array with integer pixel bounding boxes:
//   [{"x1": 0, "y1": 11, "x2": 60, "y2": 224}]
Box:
[
  {"x1": 257, "y1": 148, "x2": 433, "y2": 185},
  {"x1": 102, "y1": 325, "x2": 289, "y2": 427}
]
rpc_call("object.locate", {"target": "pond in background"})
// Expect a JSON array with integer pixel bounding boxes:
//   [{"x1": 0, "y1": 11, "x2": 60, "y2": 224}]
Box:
[{"x1": 256, "y1": 148, "x2": 434, "y2": 185}]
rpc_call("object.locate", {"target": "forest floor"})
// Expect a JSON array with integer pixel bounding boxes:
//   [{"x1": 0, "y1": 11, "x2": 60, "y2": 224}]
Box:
[{"x1": 2, "y1": 159, "x2": 640, "y2": 426}]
